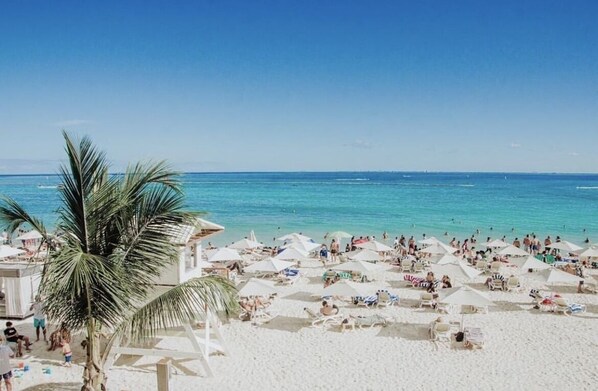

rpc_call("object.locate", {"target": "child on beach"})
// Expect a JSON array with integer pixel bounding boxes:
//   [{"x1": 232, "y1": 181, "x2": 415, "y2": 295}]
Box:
[{"x1": 61, "y1": 341, "x2": 72, "y2": 367}]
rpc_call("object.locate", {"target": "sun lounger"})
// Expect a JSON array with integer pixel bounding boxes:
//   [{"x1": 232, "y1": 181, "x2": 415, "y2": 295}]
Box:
[
  {"x1": 341, "y1": 314, "x2": 391, "y2": 331},
  {"x1": 419, "y1": 292, "x2": 436, "y2": 308},
  {"x1": 353, "y1": 295, "x2": 378, "y2": 307},
  {"x1": 413, "y1": 262, "x2": 425, "y2": 273},
  {"x1": 489, "y1": 274, "x2": 505, "y2": 291},
  {"x1": 506, "y1": 276, "x2": 523, "y2": 292},
  {"x1": 464, "y1": 327, "x2": 484, "y2": 349},
  {"x1": 554, "y1": 298, "x2": 587, "y2": 316},
  {"x1": 401, "y1": 263, "x2": 412, "y2": 273},
  {"x1": 376, "y1": 290, "x2": 399, "y2": 307},
  {"x1": 304, "y1": 307, "x2": 343, "y2": 328},
  {"x1": 490, "y1": 261, "x2": 502, "y2": 274},
  {"x1": 475, "y1": 260, "x2": 488, "y2": 272},
  {"x1": 430, "y1": 322, "x2": 451, "y2": 342}
]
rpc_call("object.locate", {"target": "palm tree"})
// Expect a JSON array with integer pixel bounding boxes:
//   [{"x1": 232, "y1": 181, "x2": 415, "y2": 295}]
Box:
[{"x1": 0, "y1": 132, "x2": 238, "y2": 391}]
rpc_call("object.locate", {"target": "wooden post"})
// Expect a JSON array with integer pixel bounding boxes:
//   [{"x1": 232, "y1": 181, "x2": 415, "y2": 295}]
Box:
[{"x1": 156, "y1": 359, "x2": 171, "y2": 391}]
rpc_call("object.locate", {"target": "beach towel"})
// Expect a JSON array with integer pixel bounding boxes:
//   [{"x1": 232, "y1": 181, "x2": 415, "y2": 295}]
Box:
[{"x1": 569, "y1": 304, "x2": 585, "y2": 313}]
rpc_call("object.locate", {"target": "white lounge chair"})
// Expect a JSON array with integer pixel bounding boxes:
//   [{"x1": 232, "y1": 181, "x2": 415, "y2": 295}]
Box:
[
  {"x1": 304, "y1": 307, "x2": 343, "y2": 328},
  {"x1": 430, "y1": 322, "x2": 451, "y2": 342},
  {"x1": 490, "y1": 261, "x2": 502, "y2": 274},
  {"x1": 376, "y1": 291, "x2": 399, "y2": 308},
  {"x1": 475, "y1": 260, "x2": 488, "y2": 272},
  {"x1": 419, "y1": 292, "x2": 436, "y2": 309},
  {"x1": 554, "y1": 298, "x2": 586, "y2": 316},
  {"x1": 506, "y1": 276, "x2": 523, "y2": 292}
]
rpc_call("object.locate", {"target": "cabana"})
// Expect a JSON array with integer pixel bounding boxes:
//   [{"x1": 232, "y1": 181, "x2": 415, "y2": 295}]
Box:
[{"x1": 0, "y1": 263, "x2": 42, "y2": 318}]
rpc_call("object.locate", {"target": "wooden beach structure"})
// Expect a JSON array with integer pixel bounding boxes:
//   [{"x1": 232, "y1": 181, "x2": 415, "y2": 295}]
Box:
[{"x1": 107, "y1": 218, "x2": 230, "y2": 379}]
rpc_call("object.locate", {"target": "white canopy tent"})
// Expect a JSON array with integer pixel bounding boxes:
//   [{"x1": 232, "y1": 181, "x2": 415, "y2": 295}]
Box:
[
  {"x1": 15, "y1": 230, "x2": 43, "y2": 241},
  {"x1": 0, "y1": 245, "x2": 25, "y2": 259},
  {"x1": 0, "y1": 263, "x2": 43, "y2": 318}
]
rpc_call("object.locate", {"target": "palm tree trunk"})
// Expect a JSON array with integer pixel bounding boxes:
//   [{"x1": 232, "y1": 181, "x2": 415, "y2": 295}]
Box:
[{"x1": 82, "y1": 320, "x2": 107, "y2": 391}]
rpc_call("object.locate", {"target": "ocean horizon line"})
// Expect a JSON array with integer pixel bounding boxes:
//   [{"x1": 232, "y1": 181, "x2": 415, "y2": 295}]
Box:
[{"x1": 2, "y1": 170, "x2": 598, "y2": 177}]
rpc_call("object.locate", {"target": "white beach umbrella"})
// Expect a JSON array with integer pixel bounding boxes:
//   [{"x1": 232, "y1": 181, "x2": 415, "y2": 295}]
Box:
[
  {"x1": 546, "y1": 241, "x2": 583, "y2": 253},
  {"x1": 321, "y1": 280, "x2": 378, "y2": 297},
  {"x1": 348, "y1": 249, "x2": 383, "y2": 262},
  {"x1": 431, "y1": 261, "x2": 482, "y2": 280},
  {"x1": 439, "y1": 286, "x2": 495, "y2": 327},
  {"x1": 510, "y1": 255, "x2": 551, "y2": 271},
  {"x1": 206, "y1": 248, "x2": 242, "y2": 263},
  {"x1": 244, "y1": 258, "x2": 296, "y2": 273},
  {"x1": 439, "y1": 286, "x2": 494, "y2": 307},
  {"x1": 355, "y1": 240, "x2": 394, "y2": 252},
  {"x1": 528, "y1": 268, "x2": 584, "y2": 285},
  {"x1": 430, "y1": 254, "x2": 463, "y2": 265},
  {"x1": 0, "y1": 245, "x2": 25, "y2": 259},
  {"x1": 418, "y1": 237, "x2": 440, "y2": 245},
  {"x1": 497, "y1": 245, "x2": 529, "y2": 257},
  {"x1": 331, "y1": 260, "x2": 389, "y2": 274},
  {"x1": 237, "y1": 278, "x2": 278, "y2": 297},
  {"x1": 277, "y1": 233, "x2": 312, "y2": 242},
  {"x1": 275, "y1": 247, "x2": 311, "y2": 261},
  {"x1": 229, "y1": 238, "x2": 263, "y2": 250},
  {"x1": 577, "y1": 247, "x2": 598, "y2": 258},
  {"x1": 419, "y1": 243, "x2": 458, "y2": 255},
  {"x1": 16, "y1": 230, "x2": 43, "y2": 241},
  {"x1": 483, "y1": 239, "x2": 509, "y2": 248},
  {"x1": 327, "y1": 231, "x2": 353, "y2": 239},
  {"x1": 283, "y1": 240, "x2": 321, "y2": 253}
]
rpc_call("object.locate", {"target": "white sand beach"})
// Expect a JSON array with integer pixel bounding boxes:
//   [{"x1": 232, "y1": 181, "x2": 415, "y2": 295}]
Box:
[{"x1": 7, "y1": 259, "x2": 598, "y2": 391}]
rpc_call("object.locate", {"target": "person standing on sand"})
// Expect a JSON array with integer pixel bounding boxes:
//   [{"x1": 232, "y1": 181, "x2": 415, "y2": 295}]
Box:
[
  {"x1": 330, "y1": 239, "x2": 340, "y2": 263},
  {"x1": 0, "y1": 336, "x2": 14, "y2": 391},
  {"x1": 31, "y1": 295, "x2": 47, "y2": 343}
]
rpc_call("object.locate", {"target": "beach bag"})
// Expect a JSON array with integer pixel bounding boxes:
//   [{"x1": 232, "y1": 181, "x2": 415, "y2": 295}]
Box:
[{"x1": 455, "y1": 332, "x2": 464, "y2": 342}]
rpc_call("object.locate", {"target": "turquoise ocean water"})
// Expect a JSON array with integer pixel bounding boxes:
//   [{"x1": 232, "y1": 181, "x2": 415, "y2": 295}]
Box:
[{"x1": 1, "y1": 172, "x2": 597, "y2": 247}]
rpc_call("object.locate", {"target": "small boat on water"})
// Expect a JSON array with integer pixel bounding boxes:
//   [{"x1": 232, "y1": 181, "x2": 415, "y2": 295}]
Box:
[{"x1": 37, "y1": 184, "x2": 64, "y2": 190}]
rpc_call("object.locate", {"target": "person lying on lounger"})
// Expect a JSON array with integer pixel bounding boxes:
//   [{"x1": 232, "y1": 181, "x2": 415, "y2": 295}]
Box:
[{"x1": 320, "y1": 300, "x2": 339, "y2": 316}]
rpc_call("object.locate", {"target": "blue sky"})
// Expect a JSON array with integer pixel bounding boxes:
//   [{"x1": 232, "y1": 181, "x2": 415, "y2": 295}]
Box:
[{"x1": 1, "y1": 1, "x2": 597, "y2": 173}]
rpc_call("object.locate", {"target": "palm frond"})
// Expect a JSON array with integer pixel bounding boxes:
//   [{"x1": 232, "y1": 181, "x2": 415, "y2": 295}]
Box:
[
  {"x1": 41, "y1": 245, "x2": 133, "y2": 330},
  {"x1": 58, "y1": 131, "x2": 110, "y2": 252},
  {"x1": 0, "y1": 195, "x2": 49, "y2": 242},
  {"x1": 116, "y1": 276, "x2": 239, "y2": 343}
]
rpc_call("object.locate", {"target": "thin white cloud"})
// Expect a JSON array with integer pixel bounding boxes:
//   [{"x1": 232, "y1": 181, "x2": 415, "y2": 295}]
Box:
[
  {"x1": 568, "y1": 152, "x2": 580, "y2": 156},
  {"x1": 343, "y1": 139, "x2": 373, "y2": 149},
  {"x1": 510, "y1": 143, "x2": 522, "y2": 149},
  {"x1": 53, "y1": 119, "x2": 91, "y2": 127}
]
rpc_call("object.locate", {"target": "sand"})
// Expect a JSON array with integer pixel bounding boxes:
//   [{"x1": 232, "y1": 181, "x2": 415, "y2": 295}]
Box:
[{"x1": 9, "y1": 260, "x2": 598, "y2": 391}]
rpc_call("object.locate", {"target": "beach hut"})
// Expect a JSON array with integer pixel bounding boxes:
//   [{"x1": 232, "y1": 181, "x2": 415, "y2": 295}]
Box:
[
  {"x1": 157, "y1": 218, "x2": 225, "y2": 286},
  {"x1": 108, "y1": 218, "x2": 229, "y2": 378},
  {"x1": 0, "y1": 263, "x2": 43, "y2": 319}
]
